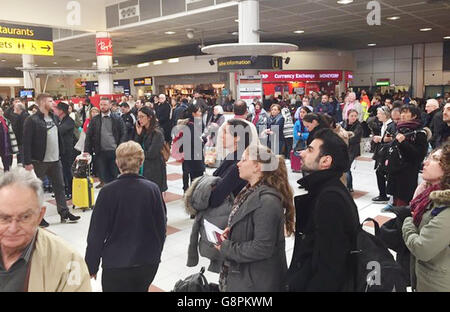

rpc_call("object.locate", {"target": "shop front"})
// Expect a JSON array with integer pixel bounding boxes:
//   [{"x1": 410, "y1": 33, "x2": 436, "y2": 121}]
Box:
[
  {"x1": 133, "y1": 77, "x2": 153, "y2": 97},
  {"x1": 154, "y1": 72, "x2": 229, "y2": 98},
  {"x1": 261, "y1": 70, "x2": 353, "y2": 97}
]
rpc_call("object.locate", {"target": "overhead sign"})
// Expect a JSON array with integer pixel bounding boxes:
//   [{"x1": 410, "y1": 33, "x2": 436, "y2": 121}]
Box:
[
  {"x1": 119, "y1": 4, "x2": 140, "y2": 21},
  {"x1": 133, "y1": 77, "x2": 153, "y2": 86},
  {"x1": 376, "y1": 81, "x2": 390, "y2": 86},
  {"x1": 217, "y1": 56, "x2": 283, "y2": 71},
  {"x1": 96, "y1": 38, "x2": 113, "y2": 56},
  {"x1": 260, "y1": 71, "x2": 343, "y2": 82},
  {"x1": 0, "y1": 22, "x2": 53, "y2": 56},
  {"x1": 238, "y1": 75, "x2": 262, "y2": 106}
]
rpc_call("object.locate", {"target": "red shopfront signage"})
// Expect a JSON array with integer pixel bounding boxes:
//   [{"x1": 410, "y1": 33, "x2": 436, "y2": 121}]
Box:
[
  {"x1": 96, "y1": 38, "x2": 113, "y2": 56},
  {"x1": 261, "y1": 71, "x2": 343, "y2": 82}
]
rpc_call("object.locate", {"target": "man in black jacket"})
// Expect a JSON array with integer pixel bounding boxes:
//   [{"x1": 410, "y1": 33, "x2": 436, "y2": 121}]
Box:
[
  {"x1": 84, "y1": 97, "x2": 126, "y2": 184},
  {"x1": 11, "y1": 99, "x2": 29, "y2": 165},
  {"x1": 287, "y1": 128, "x2": 360, "y2": 291},
  {"x1": 425, "y1": 99, "x2": 442, "y2": 148},
  {"x1": 120, "y1": 102, "x2": 136, "y2": 141},
  {"x1": 54, "y1": 102, "x2": 75, "y2": 199},
  {"x1": 154, "y1": 94, "x2": 171, "y2": 143},
  {"x1": 23, "y1": 94, "x2": 80, "y2": 227}
]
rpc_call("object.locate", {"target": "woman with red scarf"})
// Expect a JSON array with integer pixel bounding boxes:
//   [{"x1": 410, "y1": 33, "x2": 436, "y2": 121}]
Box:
[
  {"x1": 386, "y1": 105, "x2": 428, "y2": 206},
  {"x1": 402, "y1": 143, "x2": 450, "y2": 292}
]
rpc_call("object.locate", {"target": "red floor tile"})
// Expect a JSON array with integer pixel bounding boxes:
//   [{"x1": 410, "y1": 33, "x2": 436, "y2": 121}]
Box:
[
  {"x1": 167, "y1": 160, "x2": 182, "y2": 166},
  {"x1": 167, "y1": 173, "x2": 183, "y2": 181},
  {"x1": 47, "y1": 199, "x2": 73, "y2": 207},
  {"x1": 356, "y1": 156, "x2": 373, "y2": 162},
  {"x1": 363, "y1": 215, "x2": 393, "y2": 228},
  {"x1": 164, "y1": 192, "x2": 183, "y2": 203},
  {"x1": 352, "y1": 190, "x2": 368, "y2": 199},
  {"x1": 148, "y1": 284, "x2": 165, "y2": 292},
  {"x1": 167, "y1": 225, "x2": 181, "y2": 235}
]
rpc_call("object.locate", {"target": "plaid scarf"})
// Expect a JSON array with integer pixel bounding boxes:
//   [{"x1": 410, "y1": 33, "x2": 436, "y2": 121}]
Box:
[
  {"x1": 227, "y1": 181, "x2": 262, "y2": 228},
  {"x1": 410, "y1": 183, "x2": 441, "y2": 227}
]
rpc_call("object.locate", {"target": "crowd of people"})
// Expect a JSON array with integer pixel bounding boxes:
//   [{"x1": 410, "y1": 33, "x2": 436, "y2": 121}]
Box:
[{"x1": 0, "y1": 88, "x2": 449, "y2": 292}]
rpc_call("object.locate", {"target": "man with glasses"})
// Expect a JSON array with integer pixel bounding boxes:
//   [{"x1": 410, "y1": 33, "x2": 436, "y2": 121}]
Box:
[{"x1": 0, "y1": 168, "x2": 91, "y2": 292}]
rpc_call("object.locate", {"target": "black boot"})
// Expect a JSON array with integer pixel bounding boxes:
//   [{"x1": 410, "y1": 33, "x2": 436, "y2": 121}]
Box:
[
  {"x1": 61, "y1": 212, "x2": 80, "y2": 223},
  {"x1": 39, "y1": 218, "x2": 49, "y2": 228}
]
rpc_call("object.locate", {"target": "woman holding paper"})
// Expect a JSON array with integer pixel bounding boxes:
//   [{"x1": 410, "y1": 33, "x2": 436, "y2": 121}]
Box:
[{"x1": 215, "y1": 145, "x2": 295, "y2": 292}]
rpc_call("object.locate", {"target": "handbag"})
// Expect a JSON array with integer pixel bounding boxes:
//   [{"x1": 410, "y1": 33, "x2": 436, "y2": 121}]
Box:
[
  {"x1": 74, "y1": 131, "x2": 86, "y2": 152},
  {"x1": 172, "y1": 267, "x2": 214, "y2": 292},
  {"x1": 161, "y1": 142, "x2": 170, "y2": 162}
]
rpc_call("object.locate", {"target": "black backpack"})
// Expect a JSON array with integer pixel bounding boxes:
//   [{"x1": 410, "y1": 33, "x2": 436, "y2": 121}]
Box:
[
  {"x1": 352, "y1": 218, "x2": 408, "y2": 292},
  {"x1": 172, "y1": 267, "x2": 217, "y2": 292},
  {"x1": 326, "y1": 187, "x2": 408, "y2": 292}
]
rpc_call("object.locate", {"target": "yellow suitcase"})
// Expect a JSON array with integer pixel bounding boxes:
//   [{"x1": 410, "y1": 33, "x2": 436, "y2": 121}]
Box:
[{"x1": 72, "y1": 177, "x2": 95, "y2": 211}]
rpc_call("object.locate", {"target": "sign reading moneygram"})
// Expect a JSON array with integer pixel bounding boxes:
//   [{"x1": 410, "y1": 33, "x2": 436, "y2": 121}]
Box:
[
  {"x1": 260, "y1": 71, "x2": 344, "y2": 82},
  {"x1": 0, "y1": 22, "x2": 53, "y2": 56},
  {"x1": 96, "y1": 38, "x2": 113, "y2": 56}
]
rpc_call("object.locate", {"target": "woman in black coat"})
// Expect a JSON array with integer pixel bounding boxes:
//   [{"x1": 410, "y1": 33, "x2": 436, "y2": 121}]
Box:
[
  {"x1": 343, "y1": 109, "x2": 363, "y2": 192},
  {"x1": 387, "y1": 105, "x2": 428, "y2": 206},
  {"x1": 85, "y1": 141, "x2": 166, "y2": 292},
  {"x1": 135, "y1": 106, "x2": 168, "y2": 192},
  {"x1": 302, "y1": 113, "x2": 328, "y2": 146},
  {"x1": 208, "y1": 118, "x2": 254, "y2": 208},
  {"x1": 181, "y1": 103, "x2": 205, "y2": 192}
]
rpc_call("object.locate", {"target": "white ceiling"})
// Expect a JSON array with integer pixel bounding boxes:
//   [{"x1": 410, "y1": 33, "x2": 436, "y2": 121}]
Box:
[{"x1": 1, "y1": 0, "x2": 450, "y2": 75}]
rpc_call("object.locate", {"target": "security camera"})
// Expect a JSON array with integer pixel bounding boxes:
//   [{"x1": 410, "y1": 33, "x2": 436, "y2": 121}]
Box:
[
  {"x1": 285, "y1": 57, "x2": 291, "y2": 64},
  {"x1": 209, "y1": 59, "x2": 215, "y2": 66},
  {"x1": 186, "y1": 29, "x2": 194, "y2": 39}
]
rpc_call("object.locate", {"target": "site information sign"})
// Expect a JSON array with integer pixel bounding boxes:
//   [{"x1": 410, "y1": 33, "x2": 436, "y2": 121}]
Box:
[{"x1": 0, "y1": 22, "x2": 53, "y2": 56}]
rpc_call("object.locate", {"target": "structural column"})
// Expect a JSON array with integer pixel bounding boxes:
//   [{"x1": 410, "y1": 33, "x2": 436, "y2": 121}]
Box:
[
  {"x1": 22, "y1": 54, "x2": 36, "y2": 89},
  {"x1": 96, "y1": 32, "x2": 114, "y2": 95}
]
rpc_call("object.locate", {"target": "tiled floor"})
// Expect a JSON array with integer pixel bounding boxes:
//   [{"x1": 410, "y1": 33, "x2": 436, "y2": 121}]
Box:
[{"x1": 0, "y1": 151, "x2": 402, "y2": 292}]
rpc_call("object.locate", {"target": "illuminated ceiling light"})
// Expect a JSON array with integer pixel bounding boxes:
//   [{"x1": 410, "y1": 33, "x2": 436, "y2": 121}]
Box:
[
  {"x1": 337, "y1": 0, "x2": 353, "y2": 4},
  {"x1": 153, "y1": 60, "x2": 163, "y2": 65},
  {"x1": 76, "y1": 59, "x2": 81, "y2": 61},
  {"x1": 0, "y1": 78, "x2": 21, "y2": 84},
  {"x1": 419, "y1": 28, "x2": 432, "y2": 32},
  {"x1": 234, "y1": 19, "x2": 239, "y2": 22},
  {"x1": 368, "y1": 43, "x2": 377, "y2": 47},
  {"x1": 165, "y1": 31, "x2": 176, "y2": 35},
  {"x1": 1, "y1": 59, "x2": 6, "y2": 62},
  {"x1": 168, "y1": 58, "x2": 179, "y2": 63},
  {"x1": 231, "y1": 31, "x2": 238, "y2": 36},
  {"x1": 387, "y1": 16, "x2": 400, "y2": 20},
  {"x1": 444, "y1": 36, "x2": 450, "y2": 39},
  {"x1": 137, "y1": 62, "x2": 150, "y2": 68},
  {"x1": 293, "y1": 30, "x2": 305, "y2": 34}
]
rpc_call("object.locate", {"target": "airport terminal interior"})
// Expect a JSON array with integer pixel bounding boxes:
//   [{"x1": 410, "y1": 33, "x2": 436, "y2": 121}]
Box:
[{"x1": 0, "y1": 0, "x2": 449, "y2": 293}]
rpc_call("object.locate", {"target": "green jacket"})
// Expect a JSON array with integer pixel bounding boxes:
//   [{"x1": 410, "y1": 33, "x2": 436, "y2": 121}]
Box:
[{"x1": 402, "y1": 189, "x2": 450, "y2": 292}]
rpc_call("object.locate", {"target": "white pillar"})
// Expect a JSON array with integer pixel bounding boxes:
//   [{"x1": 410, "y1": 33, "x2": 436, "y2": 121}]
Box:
[
  {"x1": 96, "y1": 32, "x2": 114, "y2": 95},
  {"x1": 9, "y1": 86, "x2": 15, "y2": 98},
  {"x1": 239, "y1": 0, "x2": 259, "y2": 44},
  {"x1": 22, "y1": 54, "x2": 36, "y2": 89}
]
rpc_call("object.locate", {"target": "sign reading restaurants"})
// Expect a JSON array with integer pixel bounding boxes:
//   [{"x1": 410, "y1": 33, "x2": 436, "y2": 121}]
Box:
[{"x1": 0, "y1": 22, "x2": 53, "y2": 56}]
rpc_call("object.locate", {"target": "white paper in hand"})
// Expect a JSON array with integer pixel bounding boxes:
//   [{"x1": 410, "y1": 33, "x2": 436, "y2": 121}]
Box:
[{"x1": 204, "y1": 218, "x2": 225, "y2": 244}]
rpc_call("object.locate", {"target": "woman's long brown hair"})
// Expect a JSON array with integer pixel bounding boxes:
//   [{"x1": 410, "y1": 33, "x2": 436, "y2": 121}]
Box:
[{"x1": 248, "y1": 145, "x2": 295, "y2": 236}]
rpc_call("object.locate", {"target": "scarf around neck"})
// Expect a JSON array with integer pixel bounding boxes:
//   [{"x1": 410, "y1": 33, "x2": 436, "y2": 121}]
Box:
[{"x1": 410, "y1": 183, "x2": 441, "y2": 227}]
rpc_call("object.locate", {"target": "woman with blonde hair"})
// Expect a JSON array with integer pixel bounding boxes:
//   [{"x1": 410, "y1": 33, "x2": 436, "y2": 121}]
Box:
[
  {"x1": 215, "y1": 144, "x2": 294, "y2": 292},
  {"x1": 85, "y1": 141, "x2": 166, "y2": 292}
]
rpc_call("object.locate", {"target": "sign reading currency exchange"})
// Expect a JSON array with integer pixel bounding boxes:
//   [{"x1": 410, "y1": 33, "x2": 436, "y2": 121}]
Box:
[{"x1": 0, "y1": 22, "x2": 53, "y2": 56}]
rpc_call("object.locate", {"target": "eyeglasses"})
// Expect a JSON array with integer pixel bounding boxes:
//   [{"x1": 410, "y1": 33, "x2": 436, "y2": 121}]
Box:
[{"x1": 0, "y1": 212, "x2": 38, "y2": 226}]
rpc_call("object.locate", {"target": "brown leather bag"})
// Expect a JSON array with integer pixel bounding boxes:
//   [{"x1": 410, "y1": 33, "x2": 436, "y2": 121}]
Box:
[{"x1": 161, "y1": 142, "x2": 170, "y2": 162}]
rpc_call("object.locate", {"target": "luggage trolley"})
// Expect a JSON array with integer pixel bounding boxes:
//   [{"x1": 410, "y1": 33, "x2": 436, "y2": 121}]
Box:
[{"x1": 71, "y1": 154, "x2": 95, "y2": 211}]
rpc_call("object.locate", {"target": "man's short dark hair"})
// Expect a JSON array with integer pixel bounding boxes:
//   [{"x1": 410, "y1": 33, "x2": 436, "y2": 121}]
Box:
[
  {"x1": 100, "y1": 97, "x2": 111, "y2": 104},
  {"x1": 56, "y1": 102, "x2": 69, "y2": 114},
  {"x1": 392, "y1": 100, "x2": 403, "y2": 109},
  {"x1": 313, "y1": 128, "x2": 349, "y2": 173},
  {"x1": 233, "y1": 100, "x2": 247, "y2": 116},
  {"x1": 120, "y1": 102, "x2": 129, "y2": 108},
  {"x1": 400, "y1": 104, "x2": 421, "y2": 120}
]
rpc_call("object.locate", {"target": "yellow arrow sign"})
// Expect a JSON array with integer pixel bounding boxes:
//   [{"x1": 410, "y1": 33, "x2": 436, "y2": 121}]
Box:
[{"x1": 0, "y1": 37, "x2": 54, "y2": 56}]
